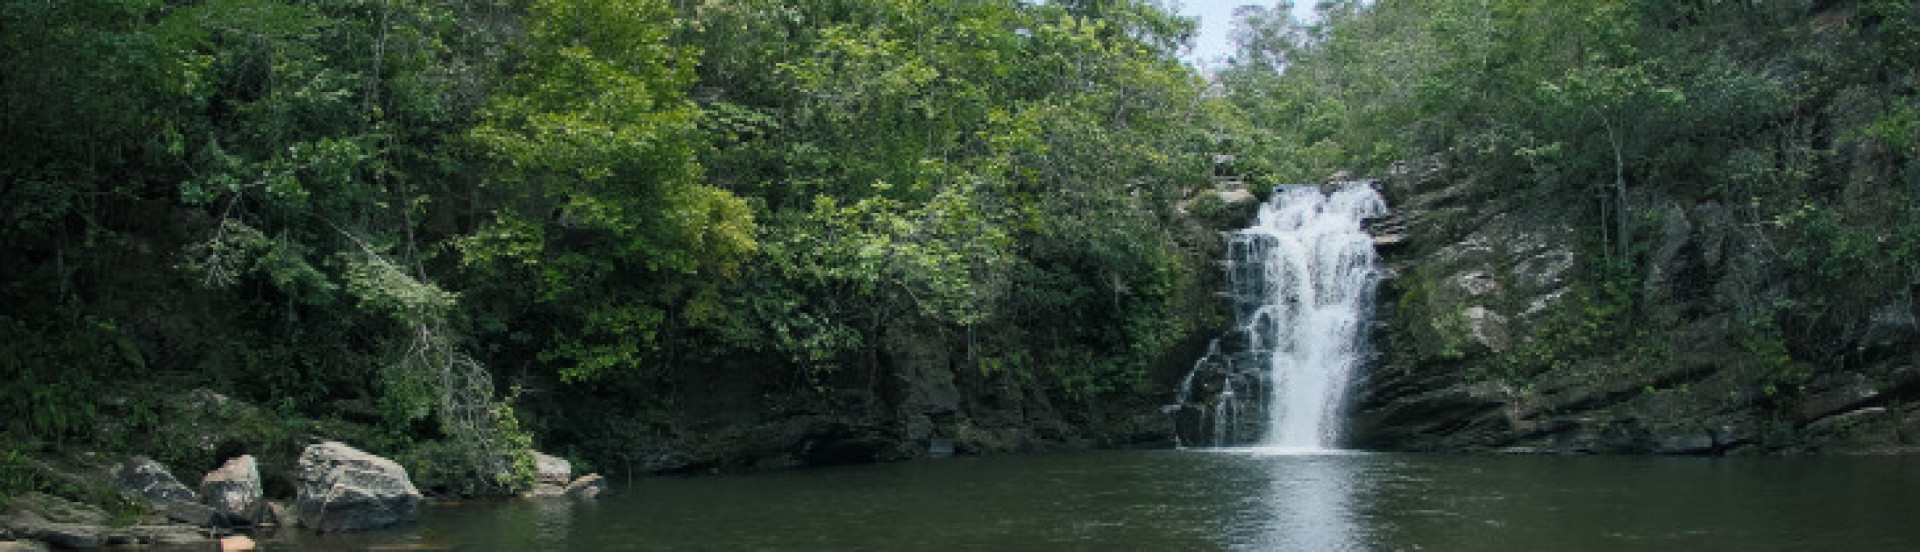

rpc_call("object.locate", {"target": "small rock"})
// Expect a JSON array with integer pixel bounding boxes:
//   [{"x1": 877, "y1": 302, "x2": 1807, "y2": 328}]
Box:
[
  {"x1": 201, "y1": 455, "x2": 265, "y2": 526},
  {"x1": 532, "y1": 452, "x2": 572, "y2": 486},
  {"x1": 563, "y1": 474, "x2": 607, "y2": 500},
  {"x1": 110, "y1": 456, "x2": 198, "y2": 506},
  {"x1": 294, "y1": 441, "x2": 423, "y2": 532},
  {"x1": 218, "y1": 535, "x2": 256, "y2": 551}
]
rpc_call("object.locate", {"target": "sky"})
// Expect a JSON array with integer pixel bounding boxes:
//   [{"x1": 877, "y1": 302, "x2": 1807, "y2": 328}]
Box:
[{"x1": 1173, "y1": 1, "x2": 1319, "y2": 70}]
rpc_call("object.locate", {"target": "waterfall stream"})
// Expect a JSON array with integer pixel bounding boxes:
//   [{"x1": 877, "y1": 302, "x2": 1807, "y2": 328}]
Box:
[{"x1": 1170, "y1": 182, "x2": 1386, "y2": 450}]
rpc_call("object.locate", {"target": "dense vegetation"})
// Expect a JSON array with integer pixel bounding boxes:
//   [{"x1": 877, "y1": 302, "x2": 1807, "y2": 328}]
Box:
[
  {"x1": 1223, "y1": 0, "x2": 1920, "y2": 445},
  {"x1": 1, "y1": 0, "x2": 1227, "y2": 498},
  {"x1": 5, "y1": 0, "x2": 1916, "y2": 506}
]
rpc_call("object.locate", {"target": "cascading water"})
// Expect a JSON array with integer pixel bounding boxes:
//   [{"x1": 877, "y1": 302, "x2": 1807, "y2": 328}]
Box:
[{"x1": 1168, "y1": 182, "x2": 1386, "y2": 450}]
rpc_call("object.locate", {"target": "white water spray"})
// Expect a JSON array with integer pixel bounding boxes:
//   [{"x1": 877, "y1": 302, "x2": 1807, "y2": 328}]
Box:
[{"x1": 1170, "y1": 182, "x2": 1386, "y2": 450}]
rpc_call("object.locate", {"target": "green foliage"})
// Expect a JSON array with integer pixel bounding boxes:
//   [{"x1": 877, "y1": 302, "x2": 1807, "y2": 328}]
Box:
[
  {"x1": 681, "y1": 0, "x2": 1213, "y2": 401},
  {"x1": 467, "y1": 0, "x2": 756, "y2": 383},
  {"x1": 0, "y1": 448, "x2": 33, "y2": 508}
]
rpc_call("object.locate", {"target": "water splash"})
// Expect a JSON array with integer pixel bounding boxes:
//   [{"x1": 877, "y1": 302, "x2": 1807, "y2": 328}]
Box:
[{"x1": 1170, "y1": 182, "x2": 1386, "y2": 450}]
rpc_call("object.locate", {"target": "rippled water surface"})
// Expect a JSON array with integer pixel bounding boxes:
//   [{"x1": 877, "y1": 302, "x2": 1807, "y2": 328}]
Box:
[{"x1": 264, "y1": 450, "x2": 1920, "y2": 551}]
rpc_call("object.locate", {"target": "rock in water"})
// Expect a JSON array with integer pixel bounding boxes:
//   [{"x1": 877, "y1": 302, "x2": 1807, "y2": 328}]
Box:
[
  {"x1": 111, "y1": 456, "x2": 198, "y2": 505},
  {"x1": 201, "y1": 455, "x2": 265, "y2": 526},
  {"x1": 293, "y1": 442, "x2": 423, "y2": 532},
  {"x1": 563, "y1": 474, "x2": 608, "y2": 500}
]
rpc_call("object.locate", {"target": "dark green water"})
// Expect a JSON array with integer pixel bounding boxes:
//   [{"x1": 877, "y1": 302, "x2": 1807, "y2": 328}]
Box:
[{"x1": 259, "y1": 450, "x2": 1920, "y2": 551}]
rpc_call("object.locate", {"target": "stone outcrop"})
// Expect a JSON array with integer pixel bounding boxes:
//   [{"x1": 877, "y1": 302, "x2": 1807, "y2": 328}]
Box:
[
  {"x1": 521, "y1": 451, "x2": 575, "y2": 498},
  {"x1": 109, "y1": 456, "x2": 197, "y2": 507},
  {"x1": 201, "y1": 455, "x2": 265, "y2": 526},
  {"x1": 1350, "y1": 159, "x2": 1920, "y2": 455},
  {"x1": 0, "y1": 492, "x2": 209, "y2": 549},
  {"x1": 293, "y1": 442, "x2": 422, "y2": 532}
]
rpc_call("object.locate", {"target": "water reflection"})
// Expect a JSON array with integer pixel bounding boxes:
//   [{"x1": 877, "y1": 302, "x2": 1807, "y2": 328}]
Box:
[
  {"x1": 1221, "y1": 449, "x2": 1371, "y2": 552},
  {"x1": 256, "y1": 452, "x2": 1920, "y2": 552},
  {"x1": 531, "y1": 496, "x2": 574, "y2": 546}
]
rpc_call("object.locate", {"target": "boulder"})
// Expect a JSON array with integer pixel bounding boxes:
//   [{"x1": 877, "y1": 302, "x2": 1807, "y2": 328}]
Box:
[
  {"x1": 201, "y1": 455, "x2": 265, "y2": 526},
  {"x1": 563, "y1": 474, "x2": 607, "y2": 500},
  {"x1": 0, "y1": 540, "x2": 49, "y2": 551},
  {"x1": 1, "y1": 513, "x2": 103, "y2": 550},
  {"x1": 110, "y1": 456, "x2": 197, "y2": 506},
  {"x1": 532, "y1": 452, "x2": 571, "y2": 486},
  {"x1": 293, "y1": 442, "x2": 423, "y2": 532},
  {"x1": 156, "y1": 501, "x2": 219, "y2": 527}
]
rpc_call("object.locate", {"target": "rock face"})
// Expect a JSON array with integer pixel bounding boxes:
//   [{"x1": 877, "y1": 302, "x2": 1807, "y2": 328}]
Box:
[
  {"x1": 293, "y1": 442, "x2": 423, "y2": 532},
  {"x1": 0, "y1": 492, "x2": 209, "y2": 548},
  {"x1": 110, "y1": 456, "x2": 198, "y2": 506},
  {"x1": 201, "y1": 455, "x2": 265, "y2": 526},
  {"x1": 1349, "y1": 159, "x2": 1920, "y2": 455}
]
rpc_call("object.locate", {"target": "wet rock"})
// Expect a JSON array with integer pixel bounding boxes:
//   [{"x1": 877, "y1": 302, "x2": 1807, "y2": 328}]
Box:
[
  {"x1": 110, "y1": 456, "x2": 197, "y2": 506},
  {"x1": 201, "y1": 455, "x2": 265, "y2": 526},
  {"x1": 0, "y1": 540, "x2": 49, "y2": 551},
  {"x1": 1653, "y1": 431, "x2": 1717, "y2": 455},
  {"x1": 564, "y1": 474, "x2": 607, "y2": 500},
  {"x1": 293, "y1": 441, "x2": 422, "y2": 532}
]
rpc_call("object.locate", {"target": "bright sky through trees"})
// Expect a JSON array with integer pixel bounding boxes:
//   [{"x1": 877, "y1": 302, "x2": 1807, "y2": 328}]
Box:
[{"x1": 1177, "y1": 1, "x2": 1318, "y2": 69}]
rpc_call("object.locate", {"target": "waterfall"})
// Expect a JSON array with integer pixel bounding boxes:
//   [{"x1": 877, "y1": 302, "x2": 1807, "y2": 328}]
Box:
[{"x1": 1170, "y1": 182, "x2": 1386, "y2": 450}]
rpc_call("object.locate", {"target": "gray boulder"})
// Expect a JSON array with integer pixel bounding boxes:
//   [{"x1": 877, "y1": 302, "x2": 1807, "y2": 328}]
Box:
[
  {"x1": 201, "y1": 455, "x2": 265, "y2": 526},
  {"x1": 533, "y1": 452, "x2": 571, "y2": 486},
  {"x1": 293, "y1": 442, "x2": 422, "y2": 532},
  {"x1": 110, "y1": 456, "x2": 197, "y2": 506}
]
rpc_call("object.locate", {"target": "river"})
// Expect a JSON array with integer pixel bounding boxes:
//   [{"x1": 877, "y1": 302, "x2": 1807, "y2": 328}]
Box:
[{"x1": 254, "y1": 449, "x2": 1920, "y2": 551}]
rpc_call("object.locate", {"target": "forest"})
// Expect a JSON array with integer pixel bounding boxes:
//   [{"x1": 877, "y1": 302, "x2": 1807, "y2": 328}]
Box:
[{"x1": 4, "y1": 0, "x2": 1917, "y2": 507}]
